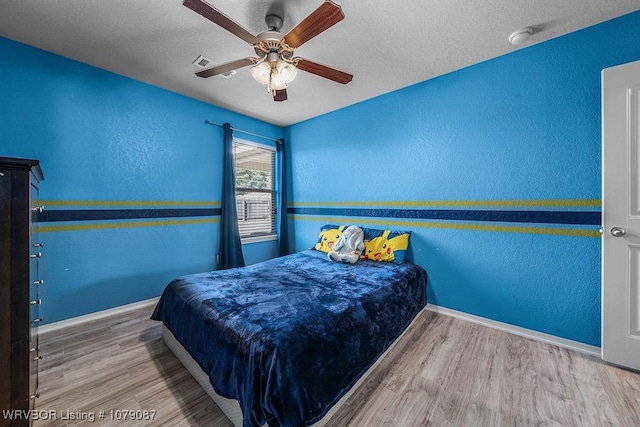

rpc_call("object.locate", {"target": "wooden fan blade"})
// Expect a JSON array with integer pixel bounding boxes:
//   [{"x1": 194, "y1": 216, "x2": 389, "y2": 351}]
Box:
[
  {"x1": 283, "y1": 1, "x2": 344, "y2": 49},
  {"x1": 296, "y1": 59, "x2": 353, "y2": 84},
  {"x1": 183, "y1": 0, "x2": 260, "y2": 45},
  {"x1": 273, "y1": 89, "x2": 288, "y2": 102},
  {"x1": 195, "y1": 58, "x2": 258, "y2": 78}
]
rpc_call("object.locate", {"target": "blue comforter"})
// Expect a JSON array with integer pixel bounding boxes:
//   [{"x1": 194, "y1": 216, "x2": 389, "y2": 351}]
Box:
[{"x1": 151, "y1": 250, "x2": 426, "y2": 427}]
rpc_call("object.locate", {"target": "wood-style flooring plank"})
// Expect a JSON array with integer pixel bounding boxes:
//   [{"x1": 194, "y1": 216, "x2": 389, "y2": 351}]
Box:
[{"x1": 35, "y1": 304, "x2": 640, "y2": 426}]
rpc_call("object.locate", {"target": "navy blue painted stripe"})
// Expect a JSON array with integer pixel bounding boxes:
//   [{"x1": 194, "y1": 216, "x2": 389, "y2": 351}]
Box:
[
  {"x1": 38, "y1": 208, "x2": 222, "y2": 223},
  {"x1": 288, "y1": 207, "x2": 601, "y2": 226}
]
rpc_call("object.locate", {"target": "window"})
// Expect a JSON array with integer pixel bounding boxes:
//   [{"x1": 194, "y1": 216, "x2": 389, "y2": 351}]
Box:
[{"x1": 233, "y1": 139, "x2": 276, "y2": 241}]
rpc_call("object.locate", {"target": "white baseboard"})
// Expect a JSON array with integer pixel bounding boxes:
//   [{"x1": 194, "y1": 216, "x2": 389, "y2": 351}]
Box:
[
  {"x1": 38, "y1": 298, "x2": 600, "y2": 358},
  {"x1": 426, "y1": 303, "x2": 601, "y2": 358},
  {"x1": 38, "y1": 297, "x2": 160, "y2": 335}
]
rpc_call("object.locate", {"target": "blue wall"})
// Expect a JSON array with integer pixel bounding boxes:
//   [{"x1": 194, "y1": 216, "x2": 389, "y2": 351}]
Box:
[
  {"x1": 286, "y1": 11, "x2": 640, "y2": 347},
  {"x1": 0, "y1": 37, "x2": 283, "y2": 324},
  {"x1": 3, "y1": 10, "x2": 640, "y2": 343}
]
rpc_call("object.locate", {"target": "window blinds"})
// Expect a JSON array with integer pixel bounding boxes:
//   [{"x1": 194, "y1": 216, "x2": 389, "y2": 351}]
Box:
[{"x1": 233, "y1": 141, "x2": 276, "y2": 238}]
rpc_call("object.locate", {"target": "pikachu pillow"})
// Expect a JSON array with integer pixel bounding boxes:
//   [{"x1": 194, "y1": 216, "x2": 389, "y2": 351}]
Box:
[
  {"x1": 314, "y1": 224, "x2": 346, "y2": 253},
  {"x1": 360, "y1": 227, "x2": 411, "y2": 264}
]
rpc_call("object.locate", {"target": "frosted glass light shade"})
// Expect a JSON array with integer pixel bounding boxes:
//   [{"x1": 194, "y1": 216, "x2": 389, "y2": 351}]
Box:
[
  {"x1": 276, "y1": 59, "x2": 297, "y2": 84},
  {"x1": 250, "y1": 61, "x2": 271, "y2": 85},
  {"x1": 270, "y1": 70, "x2": 287, "y2": 90}
]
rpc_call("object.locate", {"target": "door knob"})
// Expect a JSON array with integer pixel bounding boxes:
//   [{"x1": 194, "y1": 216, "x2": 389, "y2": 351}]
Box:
[{"x1": 610, "y1": 227, "x2": 626, "y2": 237}]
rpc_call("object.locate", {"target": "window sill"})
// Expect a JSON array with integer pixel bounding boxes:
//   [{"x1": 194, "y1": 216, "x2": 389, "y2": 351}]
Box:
[{"x1": 241, "y1": 234, "x2": 278, "y2": 244}]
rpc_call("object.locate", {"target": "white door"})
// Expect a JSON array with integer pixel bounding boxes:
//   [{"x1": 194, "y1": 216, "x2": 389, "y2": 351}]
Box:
[{"x1": 602, "y1": 59, "x2": 640, "y2": 371}]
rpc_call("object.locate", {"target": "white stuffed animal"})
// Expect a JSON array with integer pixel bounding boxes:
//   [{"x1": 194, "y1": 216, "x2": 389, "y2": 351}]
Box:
[{"x1": 328, "y1": 225, "x2": 365, "y2": 264}]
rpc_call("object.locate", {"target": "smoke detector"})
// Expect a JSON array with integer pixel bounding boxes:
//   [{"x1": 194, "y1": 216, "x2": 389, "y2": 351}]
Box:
[{"x1": 509, "y1": 28, "x2": 533, "y2": 45}]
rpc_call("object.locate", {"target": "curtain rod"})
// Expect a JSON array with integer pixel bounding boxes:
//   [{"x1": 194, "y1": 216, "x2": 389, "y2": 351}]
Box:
[{"x1": 204, "y1": 120, "x2": 281, "y2": 143}]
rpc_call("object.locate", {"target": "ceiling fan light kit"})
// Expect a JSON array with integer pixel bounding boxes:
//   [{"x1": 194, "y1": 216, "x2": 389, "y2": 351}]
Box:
[
  {"x1": 250, "y1": 53, "x2": 298, "y2": 95},
  {"x1": 183, "y1": 0, "x2": 353, "y2": 102}
]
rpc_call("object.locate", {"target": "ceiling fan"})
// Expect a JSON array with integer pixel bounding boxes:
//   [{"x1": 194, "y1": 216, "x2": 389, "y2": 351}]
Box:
[{"x1": 183, "y1": 0, "x2": 353, "y2": 102}]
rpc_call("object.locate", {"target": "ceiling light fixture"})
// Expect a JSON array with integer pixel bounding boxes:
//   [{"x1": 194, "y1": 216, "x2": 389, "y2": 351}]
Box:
[
  {"x1": 249, "y1": 51, "x2": 298, "y2": 97},
  {"x1": 250, "y1": 53, "x2": 298, "y2": 96},
  {"x1": 509, "y1": 27, "x2": 533, "y2": 45}
]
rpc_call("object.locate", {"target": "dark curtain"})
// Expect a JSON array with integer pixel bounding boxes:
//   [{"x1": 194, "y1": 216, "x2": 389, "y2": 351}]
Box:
[
  {"x1": 217, "y1": 123, "x2": 245, "y2": 269},
  {"x1": 276, "y1": 138, "x2": 290, "y2": 256}
]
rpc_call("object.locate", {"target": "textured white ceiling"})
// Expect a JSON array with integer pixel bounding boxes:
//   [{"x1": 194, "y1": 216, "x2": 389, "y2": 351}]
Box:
[{"x1": 1, "y1": 0, "x2": 639, "y2": 126}]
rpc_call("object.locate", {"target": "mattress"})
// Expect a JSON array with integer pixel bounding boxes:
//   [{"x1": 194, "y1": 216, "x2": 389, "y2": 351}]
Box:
[
  {"x1": 162, "y1": 325, "x2": 247, "y2": 426},
  {"x1": 162, "y1": 308, "x2": 426, "y2": 427},
  {"x1": 152, "y1": 249, "x2": 427, "y2": 426}
]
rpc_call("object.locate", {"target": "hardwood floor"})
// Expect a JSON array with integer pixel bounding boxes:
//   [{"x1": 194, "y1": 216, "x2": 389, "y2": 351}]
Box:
[{"x1": 34, "y1": 306, "x2": 640, "y2": 426}]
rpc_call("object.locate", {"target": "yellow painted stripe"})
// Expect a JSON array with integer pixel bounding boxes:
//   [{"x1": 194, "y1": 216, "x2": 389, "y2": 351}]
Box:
[
  {"x1": 288, "y1": 215, "x2": 601, "y2": 238},
  {"x1": 288, "y1": 199, "x2": 601, "y2": 208},
  {"x1": 36, "y1": 217, "x2": 219, "y2": 233},
  {"x1": 40, "y1": 200, "x2": 221, "y2": 207}
]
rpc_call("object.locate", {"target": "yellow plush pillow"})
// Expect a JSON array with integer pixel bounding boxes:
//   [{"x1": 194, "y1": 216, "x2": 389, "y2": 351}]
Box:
[
  {"x1": 361, "y1": 228, "x2": 410, "y2": 263},
  {"x1": 314, "y1": 225, "x2": 345, "y2": 253}
]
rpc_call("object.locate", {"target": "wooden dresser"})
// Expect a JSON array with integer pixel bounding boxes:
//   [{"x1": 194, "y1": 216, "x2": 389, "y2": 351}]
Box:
[{"x1": 0, "y1": 157, "x2": 44, "y2": 426}]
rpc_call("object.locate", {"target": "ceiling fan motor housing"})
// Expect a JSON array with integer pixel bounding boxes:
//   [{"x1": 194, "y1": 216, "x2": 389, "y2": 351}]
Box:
[{"x1": 254, "y1": 29, "x2": 293, "y2": 60}]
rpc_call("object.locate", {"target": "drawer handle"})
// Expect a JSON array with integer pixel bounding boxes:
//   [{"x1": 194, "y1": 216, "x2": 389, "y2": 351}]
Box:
[
  {"x1": 31, "y1": 206, "x2": 45, "y2": 213},
  {"x1": 30, "y1": 346, "x2": 41, "y2": 352},
  {"x1": 32, "y1": 317, "x2": 43, "y2": 324},
  {"x1": 30, "y1": 252, "x2": 42, "y2": 259},
  {"x1": 32, "y1": 279, "x2": 44, "y2": 285},
  {"x1": 33, "y1": 242, "x2": 44, "y2": 248},
  {"x1": 33, "y1": 355, "x2": 42, "y2": 361},
  {"x1": 30, "y1": 393, "x2": 40, "y2": 400},
  {"x1": 30, "y1": 299, "x2": 42, "y2": 305}
]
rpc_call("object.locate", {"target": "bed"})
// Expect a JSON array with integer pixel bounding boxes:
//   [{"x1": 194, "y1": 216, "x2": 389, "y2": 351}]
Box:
[{"x1": 151, "y1": 249, "x2": 427, "y2": 427}]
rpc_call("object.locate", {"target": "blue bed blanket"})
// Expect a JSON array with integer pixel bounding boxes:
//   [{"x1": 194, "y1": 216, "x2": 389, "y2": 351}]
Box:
[{"x1": 151, "y1": 250, "x2": 426, "y2": 427}]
